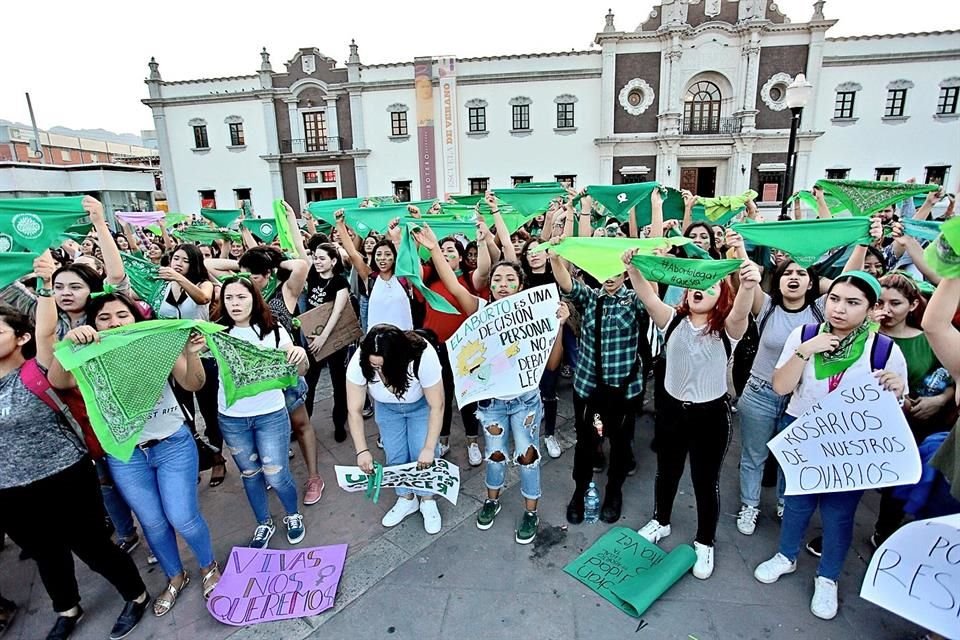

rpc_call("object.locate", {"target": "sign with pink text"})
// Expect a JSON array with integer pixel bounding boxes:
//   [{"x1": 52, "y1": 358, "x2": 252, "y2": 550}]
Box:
[{"x1": 207, "y1": 544, "x2": 348, "y2": 626}]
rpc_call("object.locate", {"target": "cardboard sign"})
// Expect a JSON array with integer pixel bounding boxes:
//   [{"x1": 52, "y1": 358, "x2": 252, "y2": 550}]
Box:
[
  {"x1": 564, "y1": 527, "x2": 696, "y2": 618},
  {"x1": 767, "y1": 374, "x2": 921, "y2": 495},
  {"x1": 447, "y1": 284, "x2": 560, "y2": 408},
  {"x1": 860, "y1": 514, "x2": 960, "y2": 639},
  {"x1": 334, "y1": 459, "x2": 461, "y2": 505},
  {"x1": 207, "y1": 544, "x2": 347, "y2": 626},
  {"x1": 296, "y1": 301, "x2": 362, "y2": 362}
]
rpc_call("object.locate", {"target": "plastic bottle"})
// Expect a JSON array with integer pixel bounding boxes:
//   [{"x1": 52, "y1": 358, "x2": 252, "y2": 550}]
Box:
[
  {"x1": 918, "y1": 367, "x2": 952, "y2": 397},
  {"x1": 584, "y1": 481, "x2": 601, "y2": 524}
]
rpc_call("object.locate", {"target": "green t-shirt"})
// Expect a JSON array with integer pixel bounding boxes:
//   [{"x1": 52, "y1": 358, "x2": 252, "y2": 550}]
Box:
[{"x1": 892, "y1": 333, "x2": 938, "y2": 392}]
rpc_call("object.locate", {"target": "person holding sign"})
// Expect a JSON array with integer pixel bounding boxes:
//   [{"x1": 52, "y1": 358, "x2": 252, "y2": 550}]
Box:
[
  {"x1": 625, "y1": 248, "x2": 758, "y2": 580},
  {"x1": 346, "y1": 325, "x2": 446, "y2": 534},
  {"x1": 412, "y1": 222, "x2": 566, "y2": 544},
  {"x1": 755, "y1": 271, "x2": 907, "y2": 620}
]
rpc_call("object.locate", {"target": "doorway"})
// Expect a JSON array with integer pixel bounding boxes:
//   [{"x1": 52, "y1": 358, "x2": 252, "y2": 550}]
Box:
[{"x1": 679, "y1": 167, "x2": 717, "y2": 197}]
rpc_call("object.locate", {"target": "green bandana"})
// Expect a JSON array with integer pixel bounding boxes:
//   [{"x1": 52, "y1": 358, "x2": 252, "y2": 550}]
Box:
[
  {"x1": 120, "y1": 252, "x2": 167, "y2": 313},
  {"x1": 0, "y1": 252, "x2": 39, "y2": 289},
  {"x1": 697, "y1": 190, "x2": 758, "y2": 222},
  {"x1": 261, "y1": 273, "x2": 279, "y2": 302},
  {"x1": 396, "y1": 223, "x2": 458, "y2": 314},
  {"x1": 900, "y1": 218, "x2": 941, "y2": 243},
  {"x1": 448, "y1": 194, "x2": 483, "y2": 206},
  {"x1": 732, "y1": 217, "x2": 872, "y2": 268},
  {"x1": 789, "y1": 190, "x2": 847, "y2": 217},
  {"x1": 529, "y1": 236, "x2": 690, "y2": 282},
  {"x1": 172, "y1": 225, "x2": 241, "y2": 244},
  {"x1": 200, "y1": 208, "x2": 241, "y2": 229},
  {"x1": 665, "y1": 226, "x2": 713, "y2": 259},
  {"x1": 0, "y1": 196, "x2": 87, "y2": 253},
  {"x1": 813, "y1": 321, "x2": 877, "y2": 380},
  {"x1": 923, "y1": 216, "x2": 960, "y2": 278},
  {"x1": 365, "y1": 461, "x2": 383, "y2": 504},
  {"x1": 491, "y1": 186, "x2": 565, "y2": 217},
  {"x1": 272, "y1": 200, "x2": 297, "y2": 254},
  {"x1": 583, "y1": 183, "x2": 660, "y2": 220},
  {"x1": 145, "y1": 212, "x2": 191, "y2": 235},
  {"x1": 54, "y1": 319, "x2": 297, "y2": 462},
  {"x1": 814, "y1": 179, "x2": 938, "y2": 217},
  {"x1": 241, "y1": 219, "x2": 278, "y2": 242},
  {"x1": 630, "y1": 254, "x2": 742, "y2": 290}
]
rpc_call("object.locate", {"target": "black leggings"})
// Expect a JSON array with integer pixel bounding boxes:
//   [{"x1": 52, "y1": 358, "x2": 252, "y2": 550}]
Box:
[
  {"x1": 435, "y1": 342, "x2": 479, "y2": 439},
  {"x1": 653, "y1": 394, "x2": 731, "y2": 545},
  {"x1": 572, "y1": 392, "x2": 635, "y2": 495},
  {"x1": 305, "y1": 346, "x2": 349, "y2": 431},
  {"x1": 173, "y1": 357, "x2": 222, "y2": 450},
  {"x1": 0, "y1": 460, "x2": 146, "y2": 612}
]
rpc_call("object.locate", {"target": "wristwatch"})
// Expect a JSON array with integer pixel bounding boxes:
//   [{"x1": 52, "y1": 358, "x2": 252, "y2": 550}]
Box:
[{"x1": 36, "y1": 286, "x2": 54, "y2": 298}]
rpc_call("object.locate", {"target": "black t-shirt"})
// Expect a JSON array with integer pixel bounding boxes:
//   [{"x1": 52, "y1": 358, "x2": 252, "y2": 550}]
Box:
[
  {"x1": 306, "y1": 273, "x2": 350, "y2": 309},
  {"x1": 526, "y1": 270, "x2": 556, "y2": 289}
]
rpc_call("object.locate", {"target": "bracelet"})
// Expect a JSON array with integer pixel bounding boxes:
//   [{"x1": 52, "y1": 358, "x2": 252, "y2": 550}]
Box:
[
  {"x1": 794, "y1": 350, "x2": 811, "y2": 362},
  {"x1": 36, "y1": 287, "x2": 53, "y2": 298},
  {"x1": 356, "y1": 449, "x2": 369, "y2": 457}
]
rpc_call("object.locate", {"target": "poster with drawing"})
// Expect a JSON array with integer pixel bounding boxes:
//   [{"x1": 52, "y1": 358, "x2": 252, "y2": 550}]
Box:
[{"x1": 447, "y1": 284, "x2": 561, "y2": 408}]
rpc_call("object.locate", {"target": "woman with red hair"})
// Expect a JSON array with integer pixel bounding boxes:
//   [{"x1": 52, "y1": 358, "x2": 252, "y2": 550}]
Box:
[{"x1": 623, "y1": 249, "x2": 759, "y2": 580}]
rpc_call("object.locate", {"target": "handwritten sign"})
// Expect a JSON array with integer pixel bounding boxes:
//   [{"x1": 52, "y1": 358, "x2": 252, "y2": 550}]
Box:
[
  {"x1": 296, "y1": 301, "x2": 363, "y2": 362},
  {"x1": 334, "y1": 459, "x2": 461, "y2": 505},
  {"x1": 207, "y1": 544, "x2": 347, "y2": 626},
  {"x1": 860, "y1": 514, "x2": 960, "y2": 639},
  {"x1": 564, "y1": 527, "x2": 696, "y2": 617},
  {"x1": 447, "y1": 284, "x2": 560, "y2": 408},
  {"x1": 767, "y1": 374, "x2": 921, "y2": 495}
]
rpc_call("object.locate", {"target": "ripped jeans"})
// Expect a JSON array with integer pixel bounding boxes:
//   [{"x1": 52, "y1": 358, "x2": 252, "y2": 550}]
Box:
[
  {"x1": 477, "y1": 390, "x2": 542, "y2": 501},
  {"x1": 219, "y1": 409, "x2": 300, "y2": 524}
]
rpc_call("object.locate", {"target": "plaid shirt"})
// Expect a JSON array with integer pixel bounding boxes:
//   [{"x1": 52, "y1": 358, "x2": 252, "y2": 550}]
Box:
[{"x1": 564, "y1": 280, "x2": 645, "y2": 400}]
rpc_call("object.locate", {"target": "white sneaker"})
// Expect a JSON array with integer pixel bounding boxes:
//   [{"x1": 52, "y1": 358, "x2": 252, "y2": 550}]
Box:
[
  {"x1": 419, "y1": 499, "x2": 442, "y2": 534},
  {"x1": 381, "y1": 496, "x2": 420, "y2": 528},
  {"x1": 811, "y1": 576, "x2": 838, "y2": 620},
  {"x1": 544, "y1": 435, "x2": 562, "y2": 459},
  {"x1": 467, "y1": 442, "x2": 482, "y2": 467},
  {"x1": 436, "y1": 440, "x2": 451, "y2": 458},
  {"x1": 637, "y1": 519, "x2": 671, "y2": 544},
  {"x1": 737, "y1": 505, "x2": 760, "y2": 536},
  {"x1": 754, "y1": 553, "x2": 797, "y2": 584},
  {"x1": 692, "y1": 542, "x2": 714, "y2": 580}
]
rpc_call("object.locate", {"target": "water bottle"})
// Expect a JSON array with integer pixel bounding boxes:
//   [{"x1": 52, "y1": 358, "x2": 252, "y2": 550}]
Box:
[
  {"x1": 918, "y1": 367, "x2": 952, "y2": 398},
  {"x1": 584, "y1": 481, "x2": 601, "y2": 524}
]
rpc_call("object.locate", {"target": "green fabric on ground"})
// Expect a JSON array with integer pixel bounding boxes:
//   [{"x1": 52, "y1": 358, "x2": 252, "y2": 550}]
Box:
[
  {"x1": 697, "y1": 190, "x2": 757, "y2": 222},
  {"x1": 200, "y1": 209, "x2": 241, "y2": 228},
  {"x1": 732, "y1": 217, "x2": 871, "y2": 268},
  {"x1": 0, "y1": 252, "x2": 39, "y2": 289},
  {"x1": 396, "y1": 223, "x2": 458, "y2": 314},
  {"x1": 120, "y1": 252, "x2": 167, "y2": 313},
  {"x1": 241, "y1": 219, "x2": 278, "y2": 242},
  {"x1": 815, "y1": 179, "x2": 938, "y2": 217},
  {"x1": 630, "y1": 254, "x2": 742, "y2": 290},
  {"x1": 529, "y1": 236, "x2": 690, "y2": 282},
  {"x1": 0, "y1": 196, "x2": 87, "y2": 253}
]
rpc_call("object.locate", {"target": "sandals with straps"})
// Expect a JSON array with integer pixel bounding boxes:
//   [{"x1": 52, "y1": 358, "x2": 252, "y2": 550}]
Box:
[
  {"x1": 202, "y1": 562, "x2": 222, "y2": 600},
  {"x1": 153, "y1": 573, "x2": 189, "y2": 617}
]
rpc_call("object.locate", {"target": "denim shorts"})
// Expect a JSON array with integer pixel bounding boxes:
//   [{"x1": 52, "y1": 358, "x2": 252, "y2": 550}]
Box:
[{"x1": 284, "y1": 376, "x2": 308, "y2": 413}]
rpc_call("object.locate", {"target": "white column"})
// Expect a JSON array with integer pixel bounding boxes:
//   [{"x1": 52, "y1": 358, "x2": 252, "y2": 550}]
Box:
[
  {"x1": 325, "y1": 97, "x2": 340, "y2": 151},
  {"x1": 151, "y1": 107, "x2": 179, "y2": 212},
  {"x1": 261, "y1": 98, "x2": 279, "y2": 155},
  {"x1": 600, "y1": 42, "x2": 617, "y2": 137},
  {"x1": 266, "y1": 157, "x2": 283, "y2": 203},
  {"x1": 803, "y1": 30, "x2": 828, "y2": 129},
  {"x1": 599, "y1": 154, "x2": 613, "y2": 184},
  {"x1": 286, "y1": 99, "x2": 302, "y2": 145},
  {"x1": 349, "y1": 90, "x2": 366, "y2": 149},
  {"x1": 354, "y1": 157, "x2": 369, "y2": 196}
]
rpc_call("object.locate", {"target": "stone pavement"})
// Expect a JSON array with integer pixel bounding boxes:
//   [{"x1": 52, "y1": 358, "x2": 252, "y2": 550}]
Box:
[{"x1": 0, "y1": 375, "x2": 924, "y2": 640}]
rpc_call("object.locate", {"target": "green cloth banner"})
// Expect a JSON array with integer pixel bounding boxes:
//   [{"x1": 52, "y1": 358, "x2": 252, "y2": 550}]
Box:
[
  {"x1": 697, "y1": 190, "x2": 757, "y2": 222},
  {"x1": 120, "y1": 252, "x2": 167, "y2": 313},
  {"x1": 732, "y1": 217, "x2": 872, "y2": 268},
  {"x1": 272, "y1": 200, "x2": 297, "y2": 254},
  {"x1": 0, "y1": 252, "x2": 39, "y2": 289},
  {"x1": 815, "y1": 179, "x2": 938, "y2": 217},
  {"x1": 200, "y1": 208, "x2": 241, "y2": 228},
  {"x1": 530, "y1": 236, "x2": 690, "y2": 282},
  {"x1": 564, "y1": 527, "x2": 696, "y2": 617},
  {"x1": 395, "y1": 223, "x2": 458, "y2": 314},
  {"x1": 54, "y1": 319, "x2": 297, "y2": 462},
  {"x1": 631, "y1": 254, "x2": 743, "y2": 290},
  {"x1": 172, "y1": 225, "x2": 241, "y2": 244},
  {"x1": 0, "y1": 196, "x2": 87, "y2": 253},
  {"x1": 241, "y1": 219, "x2": 278, "y2": 242},
  {"x1": 491, "y1": 186, "x2": 565, "y2": 217}
]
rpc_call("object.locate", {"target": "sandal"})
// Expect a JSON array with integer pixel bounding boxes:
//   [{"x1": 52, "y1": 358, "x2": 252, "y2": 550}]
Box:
[
  {"x1": 201, "y1": 562, "x2": 222, "y2": 600},
  {"x1": 209, "y1": 461, "x2": 227, "y2": 488},
  {"x1": 153, "y1": 573, "x2": 189, "y2": 617}
]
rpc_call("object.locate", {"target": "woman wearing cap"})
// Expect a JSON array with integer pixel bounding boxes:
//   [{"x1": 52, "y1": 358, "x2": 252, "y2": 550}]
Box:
[{"x1": 754, "y1": 271, "x2": 908, "y2": 621}]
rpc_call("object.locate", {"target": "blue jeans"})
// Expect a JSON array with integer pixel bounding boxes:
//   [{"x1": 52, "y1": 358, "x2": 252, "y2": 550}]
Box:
[
  {"x1": 359, "y1": 294, "x2": 370, "y2": 335},
  {"x1": 738, "y1": 375, "x2": 789, "y2": 507},
  {"x1": 95, "y1": 459, "x2": 136, "y2": 540},
  {"x1": 477, "y1": 391, "x2": 543, "y2": 500},
  {"x1": 778, "y1": 490, "x2": 864, "y2": 581},
  {"x1": 107, "y1": 425, "x2": 215, "y2": 579},
  {"x1": 376, "y1": 396, "x2": 431, "y2": 497},
  {"x1": 284, "y1": 376, "x2": 308, "y2": 413},
  {"x1": 219, "y1": 409, "x2": 300, "y2": 523}
]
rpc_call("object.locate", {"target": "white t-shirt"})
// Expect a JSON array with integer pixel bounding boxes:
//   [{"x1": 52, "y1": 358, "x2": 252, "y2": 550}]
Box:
[
  {"x1": 777, "y1": 326, "x2": 909, "y2": 418},
  {"x1": 218, "y1": 325, "x2": 293, "y2": 417},
  {"x1": 158, "y1": 282, "x2": 210, "y2": 321},
  {"x1": 346, "y1": 342, "x2": 442, "y2": 403},
  {"x1": 367, "y1": 275, "x2": 413, "y2": 332},
  {"x1": 139, "y1": 382, "x2": 186, "y2": 443}
]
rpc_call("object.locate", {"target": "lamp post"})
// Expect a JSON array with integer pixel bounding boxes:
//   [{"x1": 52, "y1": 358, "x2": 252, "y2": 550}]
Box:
[{"x1": 780, "y1": 73, "x2": 813, "y2": 217}]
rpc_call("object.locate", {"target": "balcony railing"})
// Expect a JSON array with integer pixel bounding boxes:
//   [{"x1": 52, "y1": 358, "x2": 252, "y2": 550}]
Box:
[
  {"x1": 280, "y1": 137, "x2": 343, "y2": 154},
  {"x1": 681, "y1": 117, "x2": 742, "y2": 135}
]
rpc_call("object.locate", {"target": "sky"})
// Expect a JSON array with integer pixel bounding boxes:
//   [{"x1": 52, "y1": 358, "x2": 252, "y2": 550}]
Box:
[{"x1": 2, "y1": 0, "x2": 958, "y2": 135}]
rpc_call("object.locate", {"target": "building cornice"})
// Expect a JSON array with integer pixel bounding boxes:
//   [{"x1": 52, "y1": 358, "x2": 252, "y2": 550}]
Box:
[
  {"x1": 359, "y1": 49, "x2": 598, "y2": 70},
  {"x1": 142, "y1": 89, "x2": 283, "y2": 108},
  {"x1": 826, "y1": 29, "x2": 960, "y2": 42},
  {"x1": 823, "y1": 49, "x2": 960, "y2": 67},
  {"x1": 153, "y1": 74, "x2": 258, "y2": 86},
  {"x1": 353, "y1": 68, "x2": 601, "y2": 93}
]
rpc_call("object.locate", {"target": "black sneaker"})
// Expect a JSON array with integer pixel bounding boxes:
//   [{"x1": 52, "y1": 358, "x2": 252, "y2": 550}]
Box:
[
  {"x1": 805, "y1": 535, "x2": 823, "y2": 558},
  {"x1": 46, "y1": 608, "x2": 83, "y2": 640},
  {"x1": 600, "y1": 491, "x2": 623, "y2": 523},
  {"x1": 109, "y1": 597, "x2": 149, "y2": 640},
  {"x1": 566, "y1": 494, "x2": 585, "y2": 525},
  {"x1": 117, "y1": 534, "x2": 140, "y2": 555}
]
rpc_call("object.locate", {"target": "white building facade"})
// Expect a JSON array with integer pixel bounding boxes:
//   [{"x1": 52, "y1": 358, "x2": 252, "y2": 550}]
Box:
[{"x1": 143, "y1": 0, "x2": 960, "y2": 215}]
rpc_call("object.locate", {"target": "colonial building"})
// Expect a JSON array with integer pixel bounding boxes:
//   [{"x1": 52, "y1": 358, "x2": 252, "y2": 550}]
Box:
[{"x1": 142, "y1": 0, "x2": 959, "y2": 215}]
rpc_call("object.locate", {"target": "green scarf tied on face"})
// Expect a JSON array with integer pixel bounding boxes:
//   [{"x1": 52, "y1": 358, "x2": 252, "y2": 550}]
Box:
[
  {"x1": 0, "y1": 196, "x2": 88, "y2": 254},
  {"x1": 120, "y1": 253, "x2": 167, "y2": 313},
  {"x1": 528, "y1": 236, "x2": 691, "y2": 282},
  {"x1": 630, "y1": 254, "x2": 743, "y2": 291},
  {"x1": 697, "y1": 190, "x2": 758, "y2": 222},
  {"x1": 200, "y1": 209, "x2": 242, "y2": 229},
  {"x1": 0, "y1": 252, "x2": 40, "y2": 289},
  {"x1": 732, "y1": 217, "x2": 872, "y2": 268},
  {"x1": 53, "y1": 319, "x2": 298, "y2": 462},
  {"x1": 813, "y1": 321, "x2": 878, "y2": 380},
  {"x1": 396, "y1": 223, "x2": 458, "y2": 314},
  {"x1": 814, "y1": 179, "x2": 938, "y2": 217}
]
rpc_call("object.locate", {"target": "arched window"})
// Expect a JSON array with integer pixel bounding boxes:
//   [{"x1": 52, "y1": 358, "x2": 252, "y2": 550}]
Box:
[{"x1": 684, "y1": 81, "x2": 722, "y2": 134}]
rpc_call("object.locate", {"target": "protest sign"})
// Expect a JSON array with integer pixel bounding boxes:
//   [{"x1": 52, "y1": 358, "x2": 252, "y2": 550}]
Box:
[
  {"x1": 335, "y1": 459, "x2": 461, "y2": 505},
  {"x1": 767, "y1": 373, "x2": 921, "y2": 495},
  {"x1": 564, "y1": 527, "x2": 696, "y2": 618},
  {"x1": 447, "y1": 284, "x2": 560, "y2": 408},
  {"x1": 860, "y1": 514, "x2": 960, "y2": 639},
  {"x1": 207, "y1": 543, "x2": 347, "y2": 626},
  {"x1": 296, "y1": 301, "x2": 363, "y2": 362}
]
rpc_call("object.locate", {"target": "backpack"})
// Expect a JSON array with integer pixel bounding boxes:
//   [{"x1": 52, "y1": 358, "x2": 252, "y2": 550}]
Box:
[
  {"x1": 19, "y1": 358, "x2": 105, "y2": 459},
  {"x1": 654, "y1": 313, "x2": 732, "y2": 405},
  {"x1": 732, "y1": 302, "x2": 824, "y2": 396},
  {"x1": 799, "y1": 323, "x2": 894, "y2": 372}
]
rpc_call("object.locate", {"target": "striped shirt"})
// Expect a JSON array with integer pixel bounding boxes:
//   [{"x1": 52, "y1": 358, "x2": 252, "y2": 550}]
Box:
[{"x1": 663, "y1": 311, "x2": 737, "y2": 403}]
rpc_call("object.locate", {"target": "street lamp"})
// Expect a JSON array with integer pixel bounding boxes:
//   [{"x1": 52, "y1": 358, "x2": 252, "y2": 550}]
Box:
[{"x1": 780, "y1": 73, "x2": 814, "y2": 217}]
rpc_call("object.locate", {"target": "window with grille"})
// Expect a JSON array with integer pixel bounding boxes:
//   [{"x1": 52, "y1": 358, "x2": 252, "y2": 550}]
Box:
[
  {"x1": 834, "y1": 92, "x2": 856, "y2": 119},
  {"x1": 925, "y1": 166, "x2": 949, "y2": 186},
  {"x1": 303, "y1": 112, "x2": 328, "y2": 152},
  {"x1": 193, "y1": 125, "x2": 209, "y2": 148},
  {"x1": 683, "y1": 81, "x2": 721, "y2": 133},
  {"x1": 469, "y1": 178, "x2": 489, "y2": 195},
  {"x1": 825, "y1": 168, "x2": 850, "y2": 180},
  {"x1": 556, "y1": 103, "x2": 575, "y2": 129},
  {"x1": 393, "y1": 181, "x2": 412, "y2": 202},
  {"x1": 622, "y1": 174, "x2": 646, "y2": 184},
  {"x1": 511, "y1": 176, "x2": 532, "y2": 186},
  {"x1": 468, "y1": 107, "x2": 486, "y2": 133},
  {"x1": 391, "y1": 111, "x2": 408, "y2": 136},
  {"x1": 229, "y1": 122, "x2": 245, "y2": 146},
  {"x1": 875, "y1": 167, "x2": 900, "y2": 182},
  {"x1": 555, "y1": 175, "x2": 575, "y2": 189},
  {"x1": 512, "y1": 105, "x2": 530, "y2": 130},
  {"x1": 938, "y1": 87, "x2": 959, "y2": 115},
  {"x1": 885, "y1": 89, "x2": 907, "y2": 117}
]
